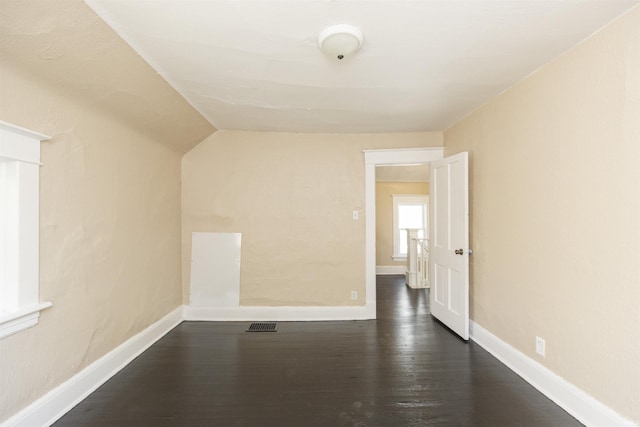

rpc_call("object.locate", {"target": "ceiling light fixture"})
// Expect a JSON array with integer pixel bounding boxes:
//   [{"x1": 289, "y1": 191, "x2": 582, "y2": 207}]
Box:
[{"x1": 318, "y1": 24, "x2": 364, "y2": 60}]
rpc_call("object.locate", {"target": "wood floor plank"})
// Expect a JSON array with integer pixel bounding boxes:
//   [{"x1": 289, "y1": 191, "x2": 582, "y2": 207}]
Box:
[{"x1": 53, "y1": 276, "x2": 582, "y2": 426}]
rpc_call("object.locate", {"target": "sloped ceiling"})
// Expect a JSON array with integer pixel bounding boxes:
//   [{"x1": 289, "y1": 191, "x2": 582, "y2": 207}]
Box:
[
  {"x1": 0, "y1": 0, "x2": 215, "y2": 153},
  {"x1": 85, "y1": 0, "x2": 639, "y2": 133}
]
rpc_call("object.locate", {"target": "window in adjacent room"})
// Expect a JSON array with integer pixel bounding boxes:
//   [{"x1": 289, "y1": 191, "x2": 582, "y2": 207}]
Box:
[
  {"x1": 0, "y1": 121, "x2": 51, "y2": 340},
  {"x1": 392, "y1": 194, "x2": 428, "y2": 261}
]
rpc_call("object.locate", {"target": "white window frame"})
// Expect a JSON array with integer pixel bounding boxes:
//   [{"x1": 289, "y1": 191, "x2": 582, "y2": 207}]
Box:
[
  {"x1": 392, "y1": 194, "x2": 428, "y2": 261},
  {"x1": 0, "y1": 121, "x2": 51, "y2": 340}
]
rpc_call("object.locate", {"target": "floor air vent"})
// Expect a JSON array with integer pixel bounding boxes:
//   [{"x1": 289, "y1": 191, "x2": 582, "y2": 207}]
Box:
[{"x1": 246, "y1": 322, "x2": 277, "y2": 332}]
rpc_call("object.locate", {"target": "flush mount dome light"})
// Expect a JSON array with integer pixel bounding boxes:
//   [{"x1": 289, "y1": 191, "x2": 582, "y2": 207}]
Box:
[{"x1": 318, "y1": 24, "x2": 364, "y2": 60}]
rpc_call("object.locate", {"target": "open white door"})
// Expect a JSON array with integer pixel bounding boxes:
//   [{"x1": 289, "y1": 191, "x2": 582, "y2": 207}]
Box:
[{"x1": 429, "y1": 152, "x2": 469, "y2": 340}]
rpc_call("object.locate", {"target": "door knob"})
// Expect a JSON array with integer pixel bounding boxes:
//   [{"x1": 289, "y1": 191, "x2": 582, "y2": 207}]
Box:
[{"x1": 455, "y1": 249, "x2": 464, "y2": 255}]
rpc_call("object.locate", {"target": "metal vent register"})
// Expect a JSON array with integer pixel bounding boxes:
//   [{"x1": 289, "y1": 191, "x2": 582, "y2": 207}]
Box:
[{"x1": 246, "y1": 322, "x2": 278, "y2": 332}]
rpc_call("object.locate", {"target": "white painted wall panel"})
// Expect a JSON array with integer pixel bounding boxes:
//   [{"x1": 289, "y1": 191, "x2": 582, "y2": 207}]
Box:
[{"x1": 189, "y1": 232, "x2": 241, "y2": 307}]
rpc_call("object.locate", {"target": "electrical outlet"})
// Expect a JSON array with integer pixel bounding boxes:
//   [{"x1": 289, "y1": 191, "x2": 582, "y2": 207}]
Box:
[
  {"x1": 535, "y1": 336, "x2": 545, "y2": 357},
  {"x1": 352, "y1": 210, "x2": 359, "y2": 220},
  {"x1": 351, "y1": 291, "x2": 358, "y2": 300}
]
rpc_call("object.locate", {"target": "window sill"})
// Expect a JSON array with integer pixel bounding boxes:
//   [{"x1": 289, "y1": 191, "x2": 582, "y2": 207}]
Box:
[
  {"x1": 0, "y1": 302, "x2": 52, "y2": 340},
  {"x1": 392, "y1": 256, "x2": 407, "y2": 262}
]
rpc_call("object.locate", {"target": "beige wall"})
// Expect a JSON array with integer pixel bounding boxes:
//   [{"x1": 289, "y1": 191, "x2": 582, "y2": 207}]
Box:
[
  {"x1": 0, "y1": 60, "x2": 186, "y2": 423},
  {"x1": 0, "y1": 0, "x2": 214, "y2": 155},
  {"x1": 182, "y1": 131, "x2": 442, "y2": 306},
  {"x1": 375, "y1": 182, "x2": 429, "y2": 266},
  {"x1": 0, "y1": 1, "x2": 213, "y2": 418},
  {"x1": 444, "y1": 7, "x2": 640, "y2": 423}
]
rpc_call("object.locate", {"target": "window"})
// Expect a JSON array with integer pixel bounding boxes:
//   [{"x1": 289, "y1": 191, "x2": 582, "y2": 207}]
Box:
[
  {"x1": 0, "y1": 121, "x2": 51, "y2": 340},
  {"x1": 392, "y1": 194, "x2": 428, "y2": 261}
]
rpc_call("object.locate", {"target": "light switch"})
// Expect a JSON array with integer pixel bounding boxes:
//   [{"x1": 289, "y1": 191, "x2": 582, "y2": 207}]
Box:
[{"x1": 352, "y1": 210, "x2": 359, "y2": 220}]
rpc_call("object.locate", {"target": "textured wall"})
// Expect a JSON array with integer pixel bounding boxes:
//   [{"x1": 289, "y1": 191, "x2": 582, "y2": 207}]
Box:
[
  {"x1": 0, "y1": 0, "x2": 215, "y2": 154},
  {"x1": 375, "y1": 182, "x2": 429, "y2": 267},
  {"x1": 0, "y1": 0, "x2": 212, "y2": 419},
  {"x1": 182, "y1": 131, "x2": 442, "y2": 306},
  {"x1": 444, "y1": 7, "x2": 640, "y2": 422},
  {"x1": 0, "y1": 59, "x2": 185, "y2": 423}
]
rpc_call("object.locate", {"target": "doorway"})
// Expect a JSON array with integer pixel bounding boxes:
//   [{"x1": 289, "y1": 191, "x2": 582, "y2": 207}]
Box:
[
  {"x1": 376, "y1": 166, "x2": 429, "y2": 270},
  {"x1": 363, "y1": 148, "x2": 444, "y2": 318}
]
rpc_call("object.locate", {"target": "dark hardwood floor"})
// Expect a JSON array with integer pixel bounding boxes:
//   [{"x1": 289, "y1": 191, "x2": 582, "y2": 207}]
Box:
[{"x1": 54, "y1": 276, "x2": 582, "y2": 426}]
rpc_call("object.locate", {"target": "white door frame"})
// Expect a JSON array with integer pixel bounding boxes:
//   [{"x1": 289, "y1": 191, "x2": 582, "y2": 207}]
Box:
[{"x1": 363, "y1": 147, "x2": 444, "y2": 318}]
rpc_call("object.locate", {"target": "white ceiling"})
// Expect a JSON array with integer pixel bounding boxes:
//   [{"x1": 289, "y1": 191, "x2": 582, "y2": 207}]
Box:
[{"x1": 85, "y1": 0, "x2": 638, "y2": 133}]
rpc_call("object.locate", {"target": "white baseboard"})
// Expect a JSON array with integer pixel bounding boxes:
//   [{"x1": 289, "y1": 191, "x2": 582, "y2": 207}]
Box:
[
  {"x1": 2, "y1": 307, "x2": 183, "y2": 427},
  {"x1": 184, "y1": 303, "x2": 376, "y2": 321},
  {"x1": 376, "y1": 265, "x2": 406, "y2": 275},
  {"x1": 2, "y1": 303, "x2": 375, "y2": 426},
  {"x1": 470, "y1": 320, "x2": 638, "y2": 427},
  {"x1": 7, "y1": 310, "x2": 634, "y2": 427}
]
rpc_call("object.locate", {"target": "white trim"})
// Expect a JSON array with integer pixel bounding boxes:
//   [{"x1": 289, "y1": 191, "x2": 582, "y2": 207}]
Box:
[
  {"x1": 2, "y1": 304, "x2": 375, "y2": 426},
  {"x1": 470, "y1": 320, "x2": 638, "y2": 427},
  {"x1": 0, "y1": 121, "x2": 49, "y2": 141},
  {"x1": 183, "y1": 305, "x2": 375, "y2": 322},
  {"x1": 376, "y1": 265, "x2": 406, "y2": 275},
  {"x1": 2, "y1": 307, "x2": 183, "y2": 427},
  {"x1": 364, "y1": 147, "x2": 443, "y2": 321},
  {"x1": 0, "y1": 302, "x2": 52, "y2": 340},
  {"x1": 365, "y1": 160, "x2": 377, "y2": 317},
  {"x1": 3, "y1": 309, "x2": 634, "y2": 427},
  {"x1": 0, "y1": 121, "x2": 49, "y2": 164},
  {"x1": 1, "y1": 122, "x2": 50, "y2": 340},
  {"x1": 0, "y1": 156, "x2": 42, "y2": 166}
]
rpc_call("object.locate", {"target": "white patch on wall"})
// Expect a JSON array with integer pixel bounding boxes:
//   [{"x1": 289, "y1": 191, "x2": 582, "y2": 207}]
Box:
[{"x1": 189, "y1": 232, "x2": 241, "y2": 307}]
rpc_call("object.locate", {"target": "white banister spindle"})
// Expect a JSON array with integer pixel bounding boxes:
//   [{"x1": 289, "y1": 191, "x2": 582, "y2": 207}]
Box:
[
  {"x1": 406, "y1": 230, "x2": 429, "y2": 289},
  {"x1": 405, "y1": 228, "x2": 420, "y2": 288},
  {"x1": 417, "y1": 238, "x2": 430, "y2": 288}
]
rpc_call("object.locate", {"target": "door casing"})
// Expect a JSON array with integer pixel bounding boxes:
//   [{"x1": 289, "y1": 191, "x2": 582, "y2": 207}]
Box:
[{"x1": 363, "y1": 147, "x2": 444, "y2": 318}]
